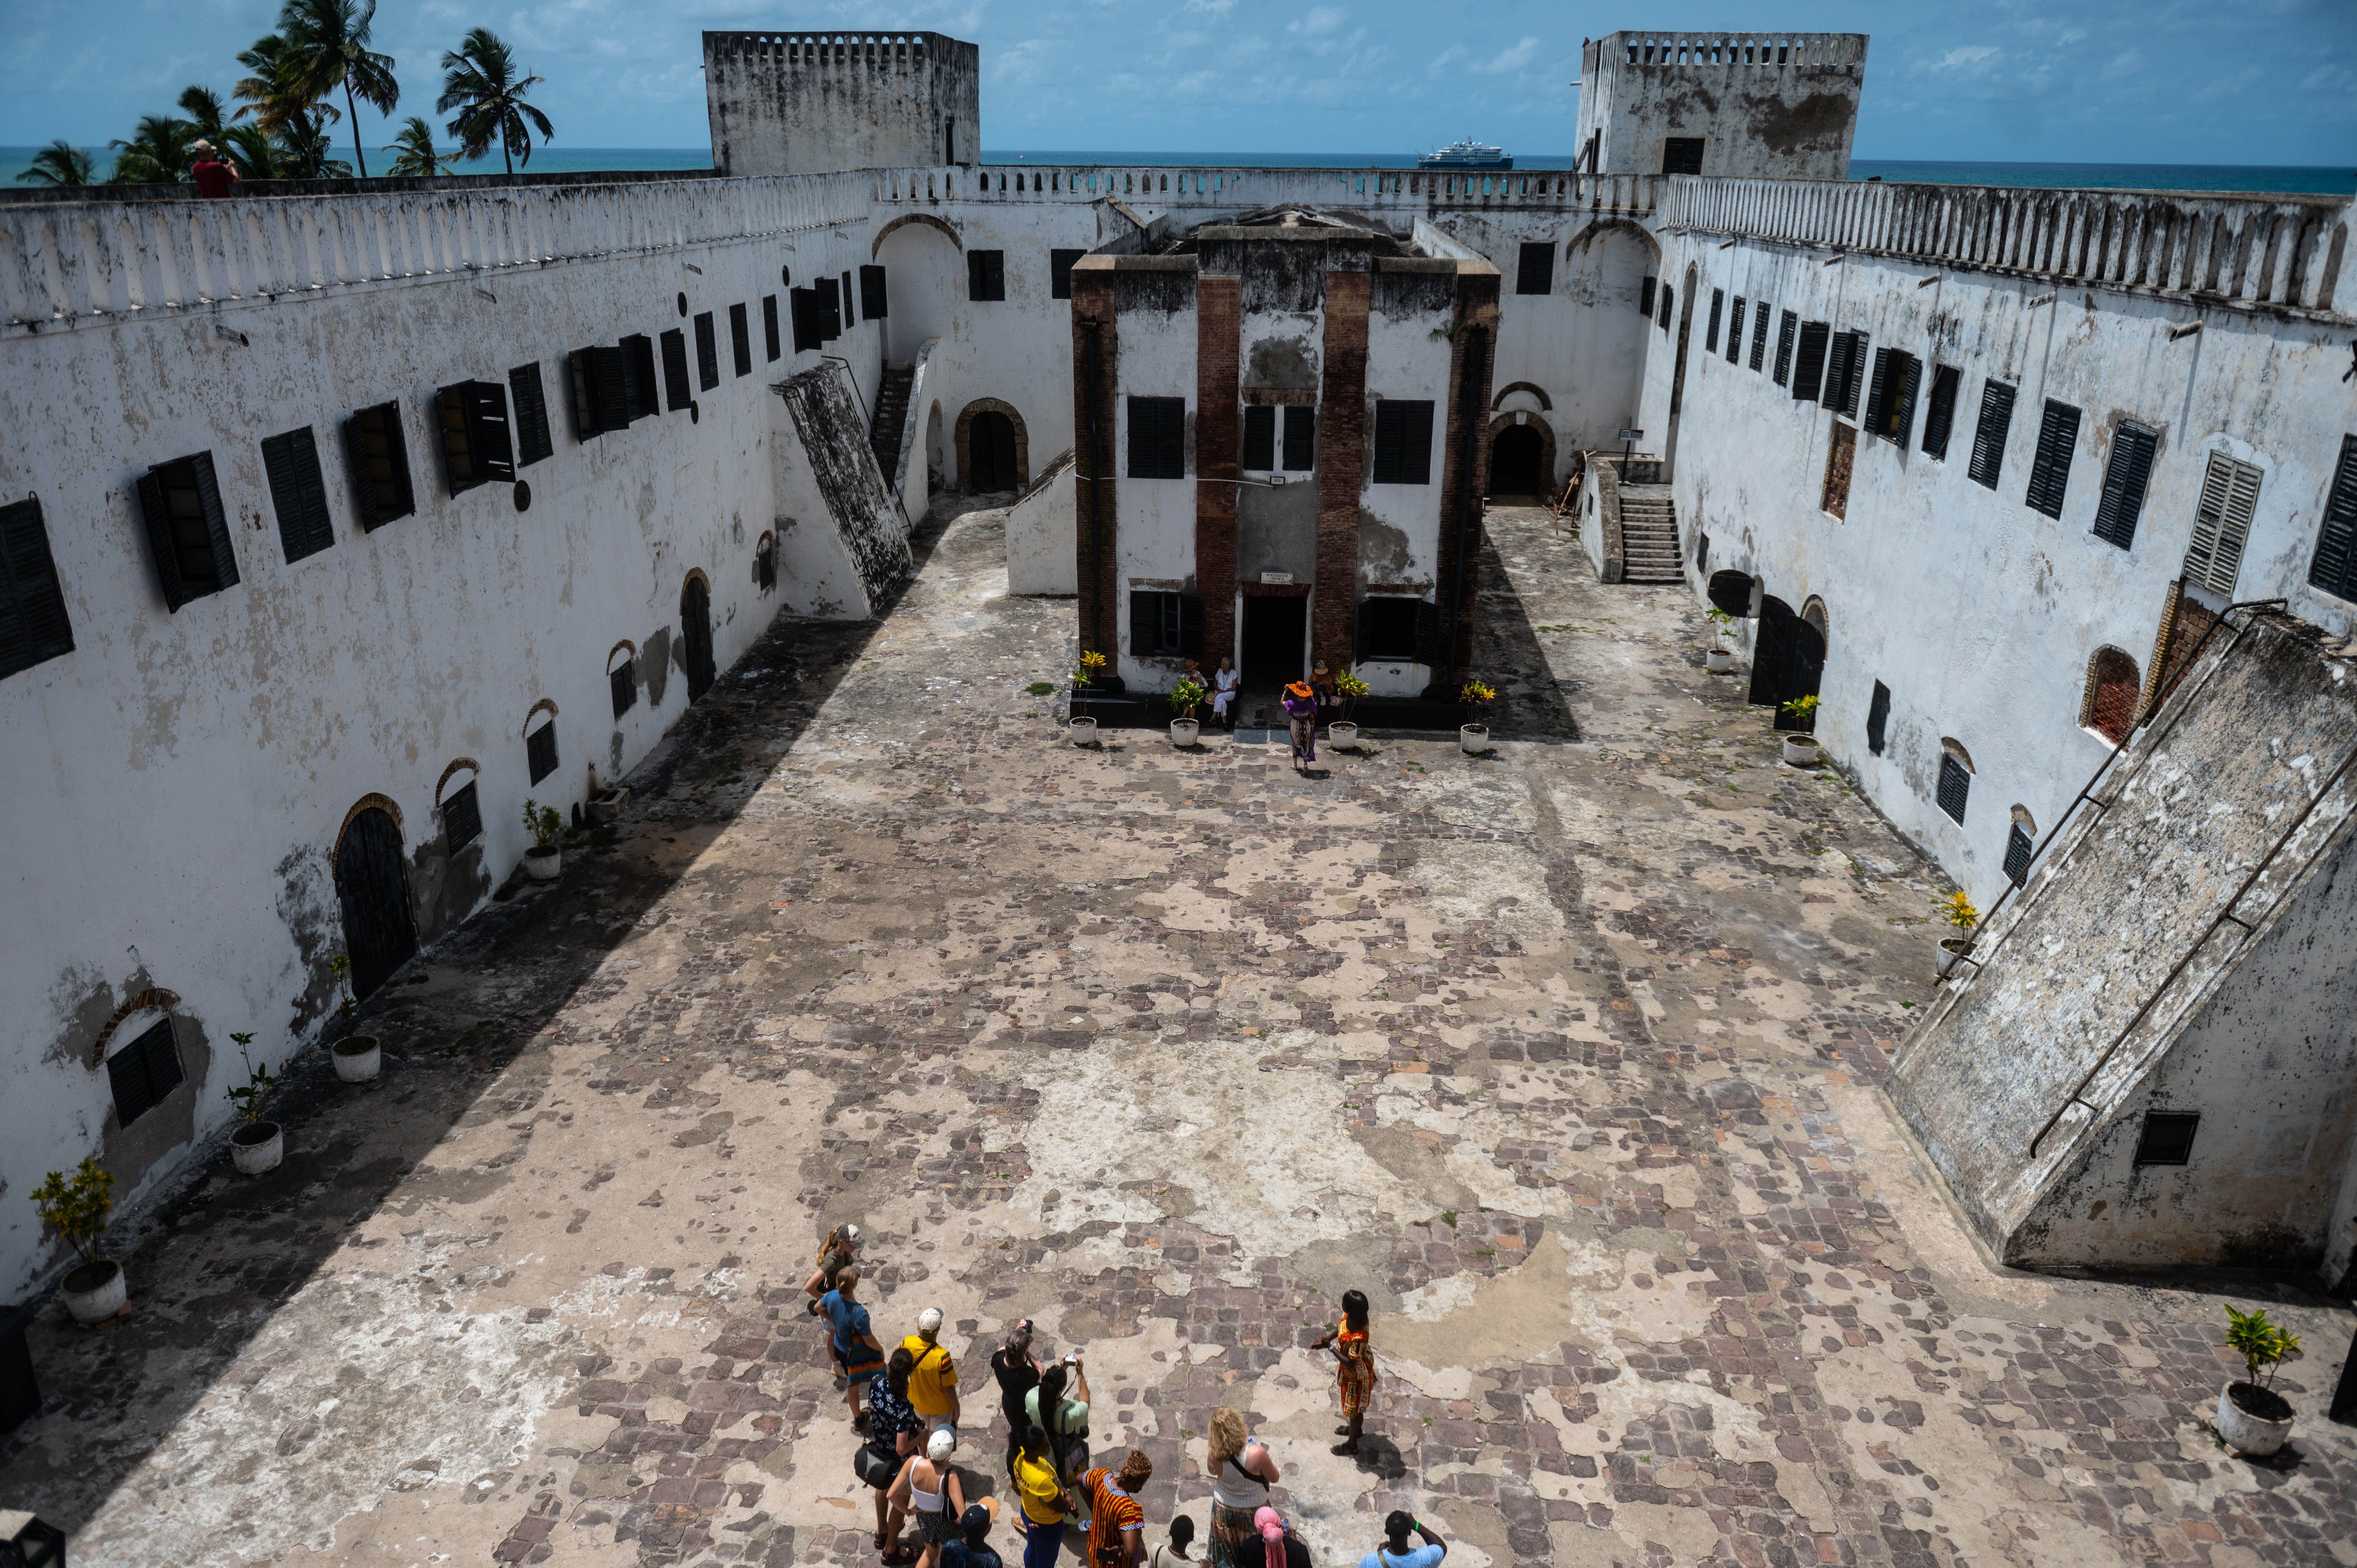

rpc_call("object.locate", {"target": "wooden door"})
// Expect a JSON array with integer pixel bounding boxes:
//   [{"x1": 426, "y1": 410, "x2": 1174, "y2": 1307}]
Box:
[{"x1": 336, "y1": 806, "x2": 417, "y2": 1000}]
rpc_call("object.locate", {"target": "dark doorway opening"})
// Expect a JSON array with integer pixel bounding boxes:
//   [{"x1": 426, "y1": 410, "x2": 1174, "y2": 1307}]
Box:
[
  {"x1": 1747, "y1": 595, "x2": 1825, "y2": 729},
  {"x1": 1489, "y1": 425, "x2": 1544, "y2": 499},
  {"x1": 969, "y1": 410, "x2": 1018, "y2": 492},
  {"x1": 1241, "y1": 594, "x2": 1306, "y2": 693},
  {"x1": 682, "y1": 576, "x2": 715, "y2": 703},
  {"x1": 336, "y1": 806, "x2": 417, "y2": 1000}
]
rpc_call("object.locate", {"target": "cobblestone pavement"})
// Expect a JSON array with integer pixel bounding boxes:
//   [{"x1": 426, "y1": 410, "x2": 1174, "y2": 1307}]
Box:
[{"x1": 5, "y1": 501, "x2": 2353, "y2": 1568}]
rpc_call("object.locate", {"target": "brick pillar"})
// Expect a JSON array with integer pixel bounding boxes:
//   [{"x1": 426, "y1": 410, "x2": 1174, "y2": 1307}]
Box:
[
  {"x1": 1195, "y1": 274, "x2": 1241, "y2": 668},
  {"x1": 1314, "y1": 270, "x2": 1371, "y2": 673},
  {"x1": 1070, "y1": 262, "x2": 1120, "y2": 664},
  {"x1": 1432, "y1": 266, "x2": 1502, "y2": 686}
]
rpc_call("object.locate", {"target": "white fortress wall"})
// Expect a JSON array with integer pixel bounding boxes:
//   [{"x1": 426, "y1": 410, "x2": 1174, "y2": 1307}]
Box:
[{"x1": 1107, "y1": 267, "x2": 1200, "y2": 688}]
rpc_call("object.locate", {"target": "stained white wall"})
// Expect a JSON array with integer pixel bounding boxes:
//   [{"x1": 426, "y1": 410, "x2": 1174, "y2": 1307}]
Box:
[{"x1": 1109, "y1": 289, "x2": 1198, "y2": 686}]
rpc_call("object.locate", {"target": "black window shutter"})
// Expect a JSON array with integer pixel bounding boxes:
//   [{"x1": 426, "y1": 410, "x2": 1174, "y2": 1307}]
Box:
[
  {"x1": 1657, "y1": 283, "x2": 1673, "y2": 330},
  {"x1": 443, "y1": 779, "x2": 483, "y2": 850},
  {"x1": 839, "y1": 272, "x2": 856, "y2": 327},
  {"x1": 1862, "y1": 350, "x2": 1892, "y2": 439},
  {"x1": 1129, "y1": 590, "x2": 1155, "y2": 657},
  {"x1": 437, "y1": 384, "x2": 475, "y2": 492},
  {"x1": 661, "y1": 329, "x2": 693, "y2": 411},
  {"x1": 1705, "y1": 289, "x2": 1724, "y2": 352},
  {"x1": 108, "y1": 1017, "x2": 182, "y2": 1126},
  {"x1": 135, "y1": 470, "x2": 191, "y2": 610},
  {"x1": 694, "y1": 312, "x2": 720, "y2": 391},
  {"x1": 1180, "y1": 594, "x2": 1204, "y2": 659},
  {"x1": 1049, "y1": 250, "x2": 1082, "y2": 301},
  {"x1": 1355, "y1": 599, "x2": 1374, "y2": 661},
  {"x1": 1749, "y1": 304, "x2": 1770, "y2": 371},
  {"x1": 527, "y1": 722, "x2": 558, "y2": 784},
  {"x1": 1920, "y1": 366, "x2": 1959, "y2": 459},
  {"x1": 2004, "y1": 823, "x2": 2034, "y2": 885},
  {"x1": 1241, "y1": 405, "x2": 1276, "y2": 471},
  {"x1": 1282, "y1": 404, "x2": 1316, "y2": 471},
  {"x1": 1725, "y1": 298, "x2": 1745, "y2": 363},
  {"x1": 1844, "y1": 335, "x2": 1870, "y2": 418},
  {"x1": 1413, "y1": 600, "x2": 1441, "y2": 666},
  {"x1": 1638, "y1": 276, "x2": 1656, "y2": 318},
  {"x1": 616, "y1": 339, "x2": 645, "y2": 423},
  {"x1": 1791, "y1": 322, "x2": 1829, "y2": 401},
  {"x1": 509, "y1": 364, "x2": 553, "y2": 466},
  {"x1": 1157, "y1": 398, "x2": 1184, "y2": 480},
  {"x1": 1866, "y1": 680, "x2": 1890, "y2": 755},
  {"x1": 0, "y1": 495, "x2": 73, "y2": 679},
  {"x1": 2025, "y1": 399, "x2": 2081, "y2": 519},
  {"x1": 730, "y1": 303, "x2": 752, "y2": 377},
  {"x1": 1517, "y1": 242, "x2": 1554, "y2": 296},
  {"x1": 2091, "y1": 422, "x2": 2157, "y2": 549},
  {"x1": 261, "y1": 427, "x2": 334, "y2": 563},
  {"x1": 1819, "y1": 332, "x2": 1854, "y2": 413},
  {"x1": 467, "y1": 380, "x2": 515, "y2": 481},
  {"x1": 190, "y1": 451, "x2": 238, "y2": 593},
  {"x1": 1773, "y1": 311, "x2": 1797, "y2": 385},
  {"x1": 762, "y1": 295, "x2": 781, "y2": 362},
  {"x1": 1380, "y1": 401, "x2": 1435, "y2": 485},
  {"x1": 968, "y1": 250, "x2": 992, "y2": 301},
  {"x1": 611, "y1": 660, "x2": 636, "y2": 718},
  {"x1": 627, "y1": 335, "x2": 659, "y2": 419},
  {"x1": 589, "y1": 345, "x2": 629, "y2": 431},
  {"x1": 817, "y1": 280, "x2": 842, "y2": 341},
  {"x1": 1968, "y1": 380, "x2": 2016, "y2": 489},
  {"x1": 1937, "y1": 755, "x2": 1971, "y2": 824},
  {"x1": 2308, "y1": 436, "x2": 2357, "y2": 600},
  {"x1": 860, "y1": 264, "x2": 889, "y2": 319},
  {"x1": 789, "y1": 290, "x2": 816, "y2": 354},
  {"x1": 568, "y1": 349, "x2": 602, "y2": 440},
  {"x1": 985, "y1": 252, "x2": 1005, "y2": 300}
]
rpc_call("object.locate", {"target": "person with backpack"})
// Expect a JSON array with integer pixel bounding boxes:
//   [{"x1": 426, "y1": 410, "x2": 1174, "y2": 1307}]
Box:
[
  {"x1": 990, "y1": 1320, "x2": 1044, "y2": 1481},
  {"x1": 1311, "y1": 1289, "x2": 1377, "y2": 1456},
  {"x1": 1023, "y1": 1356, "x2": 1092, "y2": 1484},
  {"x1": 820, "y1": 1265, "x2": 886, "y2": 1427},
  {"x1": 1355, "y1": 1512, "x2": 1445, "y2": 1568},
  {"x1": 1012, "y1": 1424, "x2": 1072, "y2": 1568},
  {"x1": 902, "y1": 1305, "x2": 963, "y2": 1444},
  {"x1": 863, "y1": 1348, "x2": 926, "y2": 1561}
]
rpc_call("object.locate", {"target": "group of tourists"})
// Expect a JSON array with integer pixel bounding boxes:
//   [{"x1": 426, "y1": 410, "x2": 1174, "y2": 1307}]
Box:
[{"x1": 812, "y1": 1230, "x2": 1442, "y2": 1568}]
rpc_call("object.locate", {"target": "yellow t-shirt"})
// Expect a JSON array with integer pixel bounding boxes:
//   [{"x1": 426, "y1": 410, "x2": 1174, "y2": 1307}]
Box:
[
  {"x1": 902, "y1": 1334, "x2": 958, "y2": 1415},
  {"x1": 1016, "y1": 1450, "x2": 1066, "y2": 1526}
]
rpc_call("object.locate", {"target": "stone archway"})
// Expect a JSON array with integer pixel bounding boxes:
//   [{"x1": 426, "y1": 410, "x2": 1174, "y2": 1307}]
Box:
[
  {"x1": 1566, "y1": 216, "x2": 1663, "y2": 269},
  {"x1": 955, "y1": 399, "x2": 1030, "y2": 493},
  {"x1": 1490, "y1": 380, "x2": 1554, "y2": 413},
  {"x1": 1487, "y1": 412, "x2": 1555, "y2": 499},
  {"x1": 870, "y1": 211, "x2": 963, "y2": 258}
]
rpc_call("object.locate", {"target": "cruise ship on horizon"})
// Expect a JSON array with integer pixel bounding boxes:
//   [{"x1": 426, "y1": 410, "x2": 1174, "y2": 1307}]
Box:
[{"x1": 1417, "y1": 137, "x2": 1512, "y2": 170}]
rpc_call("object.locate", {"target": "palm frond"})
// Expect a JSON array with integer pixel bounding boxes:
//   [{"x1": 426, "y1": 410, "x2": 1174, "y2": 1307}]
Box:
[{"x1": 16, "y1": 139, "x2": 97, "y2": 187}]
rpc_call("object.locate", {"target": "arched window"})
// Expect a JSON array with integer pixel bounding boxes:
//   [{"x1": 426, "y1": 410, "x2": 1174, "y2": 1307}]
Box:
[
  {"x1": 2081, "y1": 647, "x2": 2141, "y2": 743},
  {"x1": 608, "y1": 642, "x2": 638, "y2": 719},
  {"x1": 523, "y1": 700, "x2": 559, "y2": 785},
  {"x1": 436, "y1": 759, "x2": 482, "y2": 850},
  {"x1": 2004, "y1": 804, "x2": 2037, "y2": 885}
]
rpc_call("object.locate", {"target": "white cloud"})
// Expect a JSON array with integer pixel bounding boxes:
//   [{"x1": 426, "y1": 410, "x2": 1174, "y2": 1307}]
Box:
[
  {"x1": 1185, "y1": 0, "x2": 1239, "y2": 14},
  {"x1": 1932, "y1": 45, "x2": 2000, "y2": 72},
  {"x1": 1472, "y1": 36, "x2": 1539, "y2": 75},
  {"x1": 1288, "y1": 7, "x2": 1346, "y2": 39},
  {"x1": 2098, "y1": 48, "x2": 2145, "y2": 82}
]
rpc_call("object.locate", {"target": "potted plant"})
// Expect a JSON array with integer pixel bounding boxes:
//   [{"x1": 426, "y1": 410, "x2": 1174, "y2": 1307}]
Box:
[
  {"x1": 522, "y1": 799, "x2": 564, "y2": 881},
  {"x1": 1705, "y1": 607, "x2": 1738, "y2": 673},
  {"x1": 1459, "y1": 679, "x2": 1497, "y2": 754},
  {"x1": 1936, "y1": 890, "x2": 1979, "y2": 977},
  {"x1": 34, "y1": 1158, "x2": 123, "y2": 1324},
  {"x1": 225, "y1": 1031, "x2": 283, "y2": 1176},
  {"x1": 1780, "y1": 696, "x2": 1823, "y2": 764},
  {"x1": 2217, "y1": 1304, "x2": 2302, "y2": 1457},
  {"x1": 1069, "y1": 650, "x2": 1106, "y2": 745},
  {"x1": 1167, "y1": 674, "x2": 1207, "y2": 747},
  {"x1": 328, "y1": 954, "x2": 381, "y2": 1082},
  {"x1": 1329, "y1": 669, "x2": 1370, "y2": 750}
]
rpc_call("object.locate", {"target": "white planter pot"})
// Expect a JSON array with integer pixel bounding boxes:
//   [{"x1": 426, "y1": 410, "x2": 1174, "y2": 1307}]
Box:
[
  {"x1": 1781, "y1": 735, "x2": 1822, "y2": 765},
  {"x1": 230, "y1": 1121, "x2": 284, "y2": 1176},
  {"x1": 1935, "y1": 937, "x2": 1974, "y2": 978},
  {"x1": 1068, "y1": 717, "x2": 1099, "y2": 747},
  {"x1": 1328, "y1": 721, "x2": 1360, "y2": 751},
  {"x1": 2217, "y1": 1380, "x2": 2294, "y2": 1457},
  {"x1": 523, "y1": 845, "x2": 563, "y2": 881},
  {"x1": 62, "y1": 1259, "x2": 126, "y2": 1324},
  {"x1": 1706, "y1": 649, "x2": 1735, "y2": 673},
  {"x1": 1460, "y1": 724, "x2": 1493, "y2": 755},
  {"x1": 333, "y1": 1035, "x2": 382, "y2": 1082},
  {"x1": 1169, "y1": 719, "x2": 1200, "y2": 747}
]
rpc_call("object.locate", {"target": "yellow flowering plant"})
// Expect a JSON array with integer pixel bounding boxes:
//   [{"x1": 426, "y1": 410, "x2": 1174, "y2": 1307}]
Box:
[
  {"x1": 1074, "y1": 650, "x2": 1108, "y2": 690},
  {"x1": 1941, "y1": 890, "x2": 1980, "y2": 931},
  {"x1": 1168, "y1": 676, "x2": 1208, "y2": 719}
]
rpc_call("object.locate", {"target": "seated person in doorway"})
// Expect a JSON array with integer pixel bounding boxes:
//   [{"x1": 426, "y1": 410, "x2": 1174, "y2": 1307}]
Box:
[{"x1": 1210, "y1": 658, "x2": 1241, "y2": 728}]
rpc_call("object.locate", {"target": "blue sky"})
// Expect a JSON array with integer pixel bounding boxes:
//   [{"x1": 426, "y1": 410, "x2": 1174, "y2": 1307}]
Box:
[{"x1": 4, "y1": 0, "x2": 2353, "y2": 164}]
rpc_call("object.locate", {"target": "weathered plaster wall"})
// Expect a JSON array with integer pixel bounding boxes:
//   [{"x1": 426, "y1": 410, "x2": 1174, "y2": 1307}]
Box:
[
  {"x1": 1109, "y1": 265, "x2": 1199, "y2": 687},
  {"x1": 1576, "y1": 32, "x2": 1868, "y2": 182},
  {"x1": 703, "y1": 32, "x2": 980, "y2": 177},
  {"x1": 1005, "y1": 458, "x2": 1078, "y2": 596}
]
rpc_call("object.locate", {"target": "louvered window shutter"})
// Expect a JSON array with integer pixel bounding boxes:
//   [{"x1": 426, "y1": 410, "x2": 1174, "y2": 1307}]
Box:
[
  {"x1": 1516, "y1": 243, "x2": 1553, "y2": 295},
  {"x1": 1919, "y1": 366, "x2": 1959, "y2": 459},
  {"x1": 861, "y1": 264, "x2": 889, "y2": 318},
  {"x1": 1862, "y1": 350, "x2": 1891, "y2": 437},
  {"x1": 662, "y1": 329, "x2": 693, "y2": 410},
  {"x1": 1282, "y1": 404, "x2": 1315, "y2": 471},
  {"x1": 763, "y1": 295, "x2": 781, "y2": 361},
  {"x1": 1242, "y1": 405, "x2": 1276, "y2": 471},
  {"x1": 1657, "y1": 284, "x2": 1673, "y2": 330},
  {"x1": 695, "y1": 312, "x2": 720, "y2": 390},
  {"x1": 731, "y1": 303, "x2": 752, "y2": 376},
  {"x1": 343, "y1": 413, "x2": 383, "y2": 531},
  {"x1": 1937, "y1": 756, "x2": 1971, "y2": 824},
  {"x1": 1130, "y1": 590, "x2": 1155, "y2": 657},
  {"x1": 0, "y1": 496, "x2": 73, "y2": 678},
  {"x1": 1891, "y1": 355, "x2": 1921, "y2": 443},
  {"x1": 1180, "y1": 594, "x2": 1205, "y2": 659},
  {"x1": 1791, "y1": 322, "x2": 1829, "y2": 401},
  {"x1": 1638, "y1": 277, "x2": 1655, "y2": 318},
  {"x1": 1749, "y1": 303, "x2": 1770, "y2": 371},
  {"x1": 1819, "y1": 332, "x2": 1853, "y2": 412},
  {"x1": 2307, "y1": 437, "x2": 2357, "y2": 600},
  {"x1": 1773, "y1": 312, "x2": 1797, "y2": 385},
  {"x1": 592, "y1": 346, "x2": 631, "y2": 431},
  {"x1": 2004, "y1": 824, "x2": 2034, "y2": 885},
  {"x1": 261, "y1": 427, "x2": 335, "y2": 563},
  {"x1": 135, "y1": 470, "x2": 190, "y2": 609},
  {"x1": 2090, "y1": 422, "x2": 2158, "y2": 549},
  {"x1": 568, "y1": 350, "x2": 602, "y2": 439},
  {"x1": 2184, "y1": 454, "x2": 2264, "y2": 595},
  {"x1": 627, "y1": 335, "x2": 659, "y2": 419},
  {"x1": 509, "y1": 364, "x2": 553, "y2": 465},
  {"x1": 2025, "y1": 400, "x2": 2081, "y2": 519},
  {"x1": 1705, "y1": 290, "x2": 1723, "y2": 353},
  {"x1": 839, "y1": 273, "x2": 855, "y2": 327},
  {"x1": 1374, "y1": 402, "x2": 1435, "y2": 486},
  {"x1": 1967, "y1": 380, "x2": 2016, "y2": 489},
  {"x1": 1413, "y1": 600, "x2": 1441, "y2": 666},
  {"x1": 1157, "y1": 399, "x2": 1185, "y2": 479},
  {"x1": 1866, "y1": 680, "x2": 1890, "y2": 755},
  {"x1": 1725, "y1": 298, "x2": 1745, "y2": 363},
  {"x1": 1841, "y1": 334, "x2": 1869, "y2": 417},
  {"x1": 468, "y1": 380, "x2": 515, "y2": 481},
  {"x1": 789, "y1": 290, "x2": 816, "y2": 354},
  {"x1": 191, "y1": 452, "x2": 238, "y2": 592}
]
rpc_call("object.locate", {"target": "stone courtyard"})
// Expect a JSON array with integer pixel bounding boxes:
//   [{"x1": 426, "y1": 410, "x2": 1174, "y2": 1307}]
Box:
[{"x1": 2, "y1": 501, "x2": 2352, "y2": 1568}]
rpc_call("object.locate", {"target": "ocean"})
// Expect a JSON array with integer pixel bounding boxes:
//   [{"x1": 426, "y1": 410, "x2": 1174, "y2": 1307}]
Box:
[{"x1": 6, "y1": 145, "x2": 2351, "y2": 196}]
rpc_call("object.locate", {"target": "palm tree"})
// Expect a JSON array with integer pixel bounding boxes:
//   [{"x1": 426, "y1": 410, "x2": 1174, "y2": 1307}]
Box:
[
  {"x1": 17, "y1": 140, "x2": 97, "y2": 187},
  {"x1": 177, "y1": 85, "x2": 230, "y2": 143},
  {"x1": 437, "y1": 28, "x2": 552, "y2": 176},
  {"x1": 276, "y1": 0, "x2": 399, "y2": 178},
  {"x1": 382, "y1": 115, "x2": 455, "y2": 178},
  {"x1": 108, "y1": 115, "x2": 197, "y2": 184},
  {"x1": 221, "y1": 123, "x2": 287, "y2": 181},
  {"x1": 235, "y1": 34, "x2": 352, "y2": 180},
  {"x1": 234, "y1": 34, "x2": 308, "y2": 133}
]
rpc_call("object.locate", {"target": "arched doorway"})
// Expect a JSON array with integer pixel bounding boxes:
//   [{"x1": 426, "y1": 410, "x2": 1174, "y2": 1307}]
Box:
[
  {"x1": 1489, "y1": 423, "x2": 1546, "y2": 500},
  {"x1": 681, "y1": 574, "x2": 714, "y2": 703},
  {"x1": 336, "y1": 800, "x2": 417, "y2": 1001},
  {"x1": 970, "y1": 411, "x2": 1018, "y2": 491},
  {"x1": 1747, "y1": 595, "x2": 1825, "y2": 728}
]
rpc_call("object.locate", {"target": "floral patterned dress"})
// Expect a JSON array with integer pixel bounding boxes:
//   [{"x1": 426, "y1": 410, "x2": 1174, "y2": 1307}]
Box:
[{"x1": 1333, "y1": 1321, "x2": 1375, "y2": 1418}]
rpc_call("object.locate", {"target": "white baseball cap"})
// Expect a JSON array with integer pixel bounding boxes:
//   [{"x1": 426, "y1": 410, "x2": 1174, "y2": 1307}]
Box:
[
  {"x1": 917, "y1": 1307, "x2": 944, "y2": 1335},
  {"x1": 927, "y1": 1428, "x2": 956, "y2": 1461},
  {"x1": 842, "y1": 1222, "x2": 862, "y2": 1247}
]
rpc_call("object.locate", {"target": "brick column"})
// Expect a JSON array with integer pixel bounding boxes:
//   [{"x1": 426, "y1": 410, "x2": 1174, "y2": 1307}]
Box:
[
  {"x1": 1194, "y1": 274, "x2": 1241, "y2": 668},
  {"x1": 1433, "y1": 265, "x2": 1502, "y2": 685},
  {"x1": 1069, "y1": 261, "x2": 1120, "y2": 664},
  {"x1": 1314, "y1": 269, "x2": 1371, "y2": 673}
]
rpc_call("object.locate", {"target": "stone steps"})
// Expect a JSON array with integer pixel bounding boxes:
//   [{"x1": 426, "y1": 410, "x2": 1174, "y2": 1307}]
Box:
[
  {"x1": 869, "y1": 365, "x2": 915, "y2": 478},
  {"x1": 1618, "y1": 484, "x2": 1684, "y2": 582}
]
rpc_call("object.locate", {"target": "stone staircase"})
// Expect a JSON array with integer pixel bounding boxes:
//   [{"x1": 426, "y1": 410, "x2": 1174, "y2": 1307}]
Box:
[
  {"x1": 869, "y1": 364, "x2": 915, "y2": 480},
  {"x1": 1618, "y1": 484, "x2": 1683, "y2": 583}
]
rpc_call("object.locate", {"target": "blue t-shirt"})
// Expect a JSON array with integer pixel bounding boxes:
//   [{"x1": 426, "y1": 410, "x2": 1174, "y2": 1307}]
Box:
[
  {"x1": 1358, "y1": 1547, "x2": 1444, "y2": 1568},
  {"x1": 823, "y1": 1291, "x2": 871, "y2": 1356}
]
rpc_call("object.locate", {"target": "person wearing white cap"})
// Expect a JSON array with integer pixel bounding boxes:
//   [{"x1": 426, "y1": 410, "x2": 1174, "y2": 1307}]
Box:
[
  {"x1": 887, "y1": 1425, "x2": 972, "y2": 1568},
  {"x1": 902, "y1": 1305, "x2": 962, "y2": 1445}
]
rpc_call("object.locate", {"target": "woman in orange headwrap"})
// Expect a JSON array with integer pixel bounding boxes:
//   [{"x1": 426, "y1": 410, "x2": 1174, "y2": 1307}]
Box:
[
  {"x1": 1281, "y1": 680, "x2": 1319, "y2": 773},
  {"x1": 1311, "y1": 1289, "x2": 1376, "y2": 1455}
]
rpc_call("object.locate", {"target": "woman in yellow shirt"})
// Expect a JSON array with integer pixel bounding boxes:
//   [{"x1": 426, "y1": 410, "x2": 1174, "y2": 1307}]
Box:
[{"x1": 1012, "y1": 1423, "x2": 1072, "y2": 1568}]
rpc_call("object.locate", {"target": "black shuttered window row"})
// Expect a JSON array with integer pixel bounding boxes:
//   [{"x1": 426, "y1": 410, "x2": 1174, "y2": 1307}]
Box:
[
  {"x1": 0, "y1": 495, "x2": 74, "y2": 680},
  {"x1": 261, "y1": 426, "x2": 335, "y2": 564},
  {"x1": 1127, "y1": 396, "x2": 1186, "y2": 480},
  {"x1": 136, "y1": 451, "x2": 240, "y2": 611},
  {"x1": 2025, "y1": 399, "x2": 2082, "y2": 519}
]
